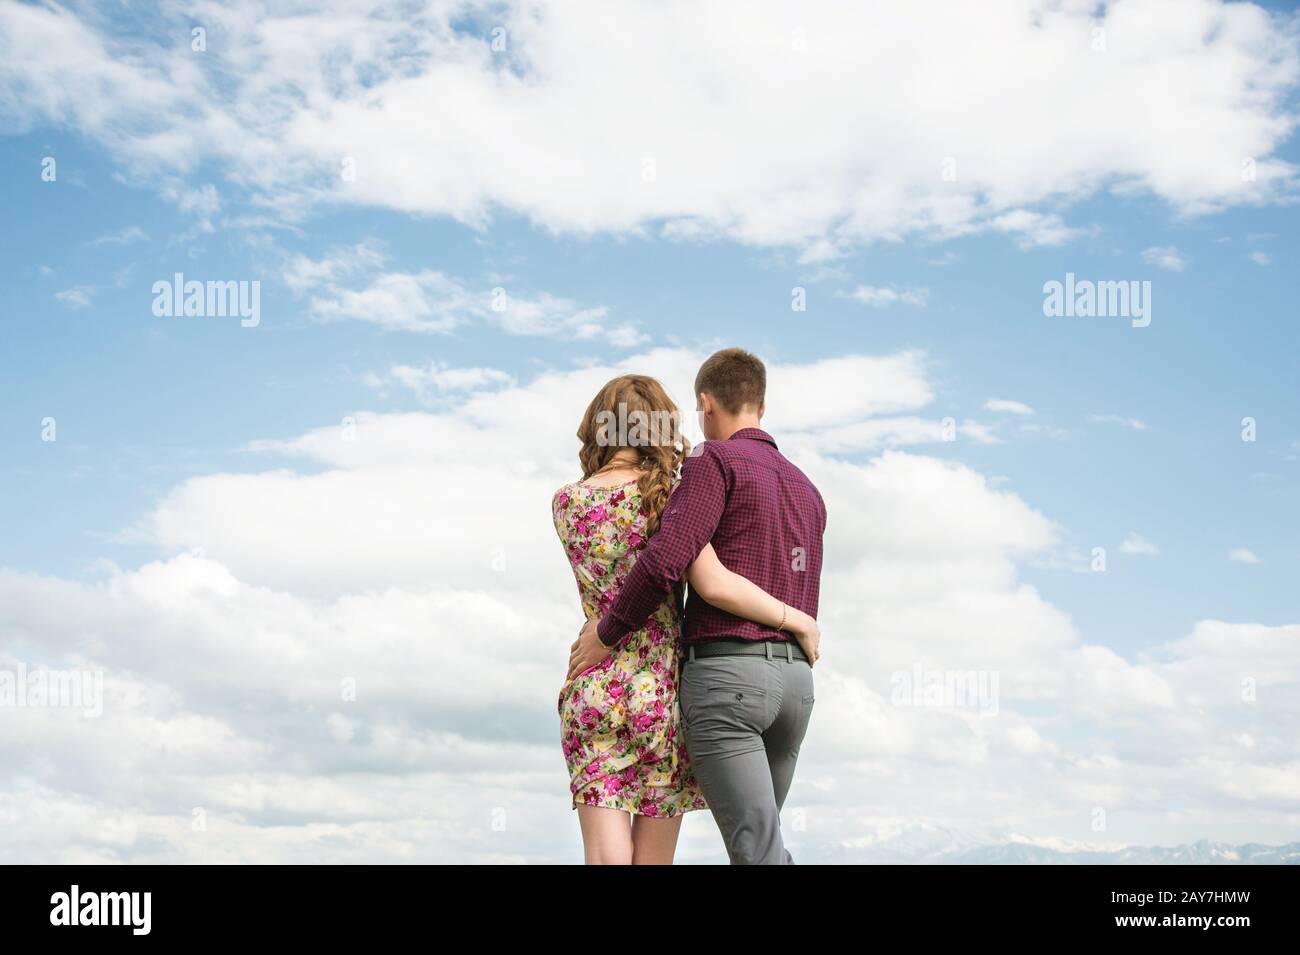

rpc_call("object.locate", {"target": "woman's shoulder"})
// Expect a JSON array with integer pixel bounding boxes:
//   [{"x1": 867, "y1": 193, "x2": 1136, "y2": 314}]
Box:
[
  {"x1": 552, "y1": 481, "x2": 581, "y2": 511},
  {"x1": 551, "y1": 479, "x2": 609, "y2": 511}
]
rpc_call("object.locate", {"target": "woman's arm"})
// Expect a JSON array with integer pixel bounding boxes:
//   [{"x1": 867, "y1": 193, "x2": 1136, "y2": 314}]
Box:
[{"x1": 686, "y1": 544, "x2": 821, "y2": 666}]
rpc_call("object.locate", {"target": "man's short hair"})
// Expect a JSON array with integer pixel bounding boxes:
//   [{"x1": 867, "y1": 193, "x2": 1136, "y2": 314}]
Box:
[{"x1": 694, "y1": 348, "x2": 766, "y2": 415}]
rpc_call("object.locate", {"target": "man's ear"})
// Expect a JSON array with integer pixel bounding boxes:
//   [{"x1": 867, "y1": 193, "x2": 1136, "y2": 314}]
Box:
[
  {"x1": 697, "y1": 392, "x2": 712, "y2": 417},
  {"x1": 757, "y1": 401, "x2": 765, "y2": 420}
]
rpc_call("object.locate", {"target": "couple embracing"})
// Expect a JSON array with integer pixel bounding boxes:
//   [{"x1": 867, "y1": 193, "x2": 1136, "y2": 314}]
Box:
[{"x1": 553, "y1": 348, "x2": 826, "y2": 865}]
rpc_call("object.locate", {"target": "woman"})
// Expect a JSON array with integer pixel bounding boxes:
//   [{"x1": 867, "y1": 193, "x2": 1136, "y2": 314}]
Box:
[{"x1": 552, "y1": 374, "x2": 820, "y2": 865}]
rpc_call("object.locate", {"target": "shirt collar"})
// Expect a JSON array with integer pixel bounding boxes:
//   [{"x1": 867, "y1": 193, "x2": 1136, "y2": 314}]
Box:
[{"x1": 728, "y1": 427, "x2": 777, "y2": 448}]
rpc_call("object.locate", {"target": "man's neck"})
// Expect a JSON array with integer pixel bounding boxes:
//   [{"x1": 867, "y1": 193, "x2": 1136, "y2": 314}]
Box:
[{"x1": 717, "y1": 415, "x2": 763, "y2": 440}]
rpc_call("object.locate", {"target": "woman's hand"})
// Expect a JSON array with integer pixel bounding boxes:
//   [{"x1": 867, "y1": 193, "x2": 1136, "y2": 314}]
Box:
[{"x1": 785, "y1": 606, "x2": 821, "y2": 668}]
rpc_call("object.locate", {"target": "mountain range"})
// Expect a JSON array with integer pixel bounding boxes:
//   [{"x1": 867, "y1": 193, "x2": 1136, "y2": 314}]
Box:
[{"x1": 805, "y1": 824, "x2": 1300, "y2": 864}]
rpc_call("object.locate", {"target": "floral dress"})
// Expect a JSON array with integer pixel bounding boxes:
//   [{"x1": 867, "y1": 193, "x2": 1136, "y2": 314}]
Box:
[{"x1": 553, "y1": 478, "x2": 708, "y2": 817}]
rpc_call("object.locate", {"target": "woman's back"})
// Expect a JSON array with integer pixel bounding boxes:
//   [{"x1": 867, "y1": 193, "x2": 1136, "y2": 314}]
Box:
[{"x1": 551, "y1": 478, "x2": 679, "y2": 632}]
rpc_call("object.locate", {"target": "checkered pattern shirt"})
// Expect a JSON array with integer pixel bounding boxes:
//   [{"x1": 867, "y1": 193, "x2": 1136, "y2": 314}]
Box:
[{"x1": 597, "y1": 427, "x2": 826, "y2": 647}]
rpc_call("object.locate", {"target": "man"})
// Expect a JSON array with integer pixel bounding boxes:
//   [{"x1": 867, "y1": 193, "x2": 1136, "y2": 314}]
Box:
[{"x1": 569, "y1": 347, "x2": 827, "y2": 864}]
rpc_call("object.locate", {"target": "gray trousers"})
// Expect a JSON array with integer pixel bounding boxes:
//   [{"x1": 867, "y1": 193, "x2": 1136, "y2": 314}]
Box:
[{"x1": 679, "y1": 646, "x2": 815, "y2": 865}]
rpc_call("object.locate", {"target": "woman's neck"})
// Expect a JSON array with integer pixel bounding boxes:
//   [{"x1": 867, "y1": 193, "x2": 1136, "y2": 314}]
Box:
[
  {"x1": 600, "y1": 452, "x2": 639, "y2": 472},
  {"x1": 585, "y1": 453, "x2": 641, "y2": 487}
]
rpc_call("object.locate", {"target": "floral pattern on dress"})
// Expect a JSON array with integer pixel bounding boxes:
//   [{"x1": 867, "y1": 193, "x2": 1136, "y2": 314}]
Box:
[{"x1": 553, "y1": 479, "x2": 707, "y2": 817}]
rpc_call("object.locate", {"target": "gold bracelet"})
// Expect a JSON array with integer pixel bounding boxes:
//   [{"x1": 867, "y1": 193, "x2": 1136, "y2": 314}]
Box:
[{"x1": 778, "y1": 602, "x2": 787, "y2": 631}]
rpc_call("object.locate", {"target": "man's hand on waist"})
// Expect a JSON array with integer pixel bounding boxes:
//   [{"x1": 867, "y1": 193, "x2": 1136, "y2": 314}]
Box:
[{"x1": 568, "y1": 616, "x2": 614, "y2": 681}]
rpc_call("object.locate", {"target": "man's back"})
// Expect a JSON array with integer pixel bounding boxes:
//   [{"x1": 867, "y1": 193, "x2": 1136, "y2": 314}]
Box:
[{"x1": 672, "y1": 427, "x2": 826, "y2": 644}]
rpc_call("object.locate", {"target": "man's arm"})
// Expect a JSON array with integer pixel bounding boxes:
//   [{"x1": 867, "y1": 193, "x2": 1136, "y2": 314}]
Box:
[{"x1": 595, "y1": 444, "x2": 729, "y2": 646}]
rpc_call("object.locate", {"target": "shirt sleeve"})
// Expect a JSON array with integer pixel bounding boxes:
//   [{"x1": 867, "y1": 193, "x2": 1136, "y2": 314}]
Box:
[{"x1": 596, "y1": 444, "x2": 730, "y2": 647}]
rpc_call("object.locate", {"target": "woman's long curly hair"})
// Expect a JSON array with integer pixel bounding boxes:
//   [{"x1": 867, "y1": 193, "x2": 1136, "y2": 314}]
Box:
[{"x1": 577, "y1": 375, "x2": 690, "y2": 540}]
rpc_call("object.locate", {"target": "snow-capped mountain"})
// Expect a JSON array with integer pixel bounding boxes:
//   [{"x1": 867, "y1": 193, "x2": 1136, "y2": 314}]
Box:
[
  {"x1": 805, "y1": 825, "x2": 1300, "y2": 864},
  {"x1": 948, "y1": 838, "x2": 1300, "y2": 865}
]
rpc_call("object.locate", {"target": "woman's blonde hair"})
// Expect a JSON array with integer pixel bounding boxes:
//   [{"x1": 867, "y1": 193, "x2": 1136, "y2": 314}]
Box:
[{"x1": 577, "y1": 375, "x2": 690, "y2": 539}]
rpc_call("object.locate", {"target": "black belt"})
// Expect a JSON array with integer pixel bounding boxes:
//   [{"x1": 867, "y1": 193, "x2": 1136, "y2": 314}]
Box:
[{"x1": 684, "y1": 638, "x2": 808, "y2": 663}]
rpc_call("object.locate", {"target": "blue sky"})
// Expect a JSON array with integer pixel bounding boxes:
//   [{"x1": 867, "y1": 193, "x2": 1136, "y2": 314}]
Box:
[{"x1": 1, "y1": 0, "x2": 1298, "y2": 862}]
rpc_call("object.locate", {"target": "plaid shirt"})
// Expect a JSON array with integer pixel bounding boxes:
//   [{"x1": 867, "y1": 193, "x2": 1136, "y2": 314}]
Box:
[{"x1": 597, "y1": 427, "x2": 826, "y2": 647}]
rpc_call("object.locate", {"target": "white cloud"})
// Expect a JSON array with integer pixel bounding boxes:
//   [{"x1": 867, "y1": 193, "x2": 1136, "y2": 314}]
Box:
[
  {"x1": 368, "y1": 362, "x2": 516, "y2": 404},
  {"x1": 308, "y1": 269, "x2": 472, "y2": 334},
  {"x1": 1142, "y1": 245, "x2": 1188, "y2": 271},
  {"x1": 54, "y1": 287, "x2": 93, "y2": 309},
  {"x1": 1120, "y1": 533, "x2": 1160, "y2": 556},
  {"x1": 164, "y1": 182, "x2": 220, "y2": 217},
  {"x1": 53, "y1": 269, "x2": 135, "y2": 310},
  {"x1": 2, "y1": 1, "x2": 1297, "y2": 253},
  {"x1": 1017, "y1": 422, "x2": 1068, "y2": 440},
  {"x1": 851, "y1": 285, "x2": 930, "y2": 308},
  {"x1": 86, "y1": 225, "x2": 148, "y2": 246},
  {"x1": 1229, "y1": 548, "x2": 1262, "y2": 564},
  {"x1": 1250, "y1": 251, "x2": 1274, "y2": 266},
  {"x1": 1089, "y1": 413, "x2": 1148, "y2": 431},
  {"x1": 282, "y1": 243, "x2": 386, "y2": 294},
  {"x1": 284, "y1": 244, "x2": 643, "y2": 344},
  {"x1": 764, "y1": 351, "x2": 935, "y2": 429},
  {"x1": 986, "y1": 398, "x2": 1035, "y2": 415},
  {"x1": 989, "y1": 210, "x2": 1097, "y2": 249},
  {"x1": 160, "y1": 182, "x2": 222, "y2": 234}
]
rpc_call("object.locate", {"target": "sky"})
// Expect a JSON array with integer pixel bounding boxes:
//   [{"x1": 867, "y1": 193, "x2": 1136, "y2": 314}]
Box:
[{"x1": 0, "y1": 0, "x2": 1298, "y2": 863}]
